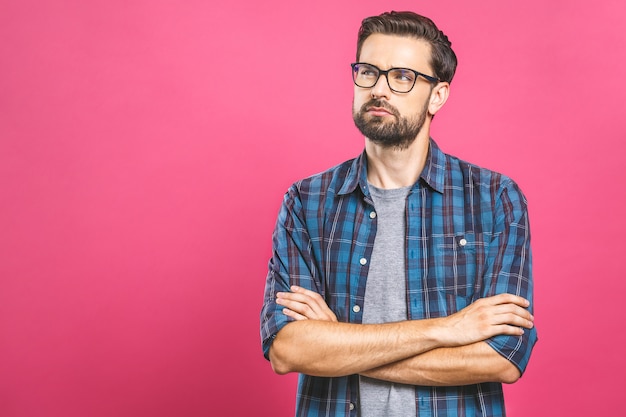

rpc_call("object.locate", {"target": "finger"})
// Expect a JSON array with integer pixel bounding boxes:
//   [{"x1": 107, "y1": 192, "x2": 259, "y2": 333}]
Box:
[
  {"x1": 282, "y1": 308, "x2": 308, "y2": 321},
  {"x1": 487, "y1": 293, "x2": 530, "y2": 308},
  {"x1": 278, "y1": 295, "x2": 335, "y2": 321},
  {"x1": 277, "y1": 293, "x2": 338, "y2": 322},
  {"x1": 494, "y1": 312, "x2": 534, "y2": 329},
  {"x1": 491, "y1": 324, "x2": 526, "y2": 337},
  {"x1": 276, "y1": 297, "x2": 317, "y2": 318},
  {"x1": 483, "y1": 305, "x2": 533, "y2": 329},
  {"x1": 491, "y1": 304, "x2": 534, "y2": 322},
  {"x1": 290, "y1": 286, "x2": 327, "y2": 306},
  {"x1": 277, "y1": 287, "x2": 321, "y2": 304},
  {"x1": 276, "y1": 291, "x2": 314, "y2": 305},
  {"x1": 277, "y1": 287, "x2": 338, "y2": 321},
  {"x1": 291, "y1": 285, "x2": 317, "y2": 295},
  {"x1": 476, "y1": 293, "x2": 528, "y2": 308},
  {"x1": 290, "y1": 287, "x2": 338, "y2": 321},
  {"x1": 277, "y1": 292, "x2": 321, "y2": 314},
  {"x1": 284, "y1": 287, "x2": 328, "y2": 313}
]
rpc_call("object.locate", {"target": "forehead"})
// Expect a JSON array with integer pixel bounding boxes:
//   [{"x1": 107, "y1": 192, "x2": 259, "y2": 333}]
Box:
[{"x1": 359, "y1": 34, "x2": 432, "y2": 72}]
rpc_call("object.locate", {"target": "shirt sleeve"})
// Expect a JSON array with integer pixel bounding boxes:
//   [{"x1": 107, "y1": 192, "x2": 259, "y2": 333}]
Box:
[
  {"x1": 483, "y1": 179, "x2": 538, "y2": 375},
  {"x1": 259, "y1": 184, "x2": 321, "y2": 360}
]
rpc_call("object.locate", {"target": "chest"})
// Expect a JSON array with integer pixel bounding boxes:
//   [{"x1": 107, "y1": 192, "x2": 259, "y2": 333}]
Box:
[{"x1": 313, "y1": 189, "x2": 497, "y2": 321}]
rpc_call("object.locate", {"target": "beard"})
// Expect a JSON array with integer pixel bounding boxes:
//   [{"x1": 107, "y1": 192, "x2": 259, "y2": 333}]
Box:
[{"x1": 352, "y1": 98, "x2": 429, "y2": 150}]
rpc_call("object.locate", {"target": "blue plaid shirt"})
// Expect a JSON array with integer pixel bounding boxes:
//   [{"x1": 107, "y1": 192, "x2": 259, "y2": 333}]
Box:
[{"x1": 260, "y1": 139, "x2": 537, "y2": 417}]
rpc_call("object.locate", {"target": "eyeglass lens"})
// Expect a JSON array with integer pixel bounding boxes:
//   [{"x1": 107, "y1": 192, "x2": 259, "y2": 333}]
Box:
[{"x1": 352, "y1": 63, "x2": 416, "y2": 93}]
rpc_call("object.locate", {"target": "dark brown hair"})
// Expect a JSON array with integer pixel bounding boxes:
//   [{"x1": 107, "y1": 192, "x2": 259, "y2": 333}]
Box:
[{"x1": 356, "y1": 11, "x2": 457, "y2": 83}]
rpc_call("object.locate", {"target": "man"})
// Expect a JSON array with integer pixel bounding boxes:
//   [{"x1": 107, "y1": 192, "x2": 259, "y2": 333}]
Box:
[{"x1": 260, "y1": 11, "x2": 537, "y2": 417}]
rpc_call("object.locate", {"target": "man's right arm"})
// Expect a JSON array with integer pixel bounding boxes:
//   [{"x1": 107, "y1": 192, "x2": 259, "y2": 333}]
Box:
[
  {"x1": 270, "y1": 318, "x2": 440, "y2": 376},
  {"x1": 269, "y1": 289, "x2": 533, "y2": 377}
]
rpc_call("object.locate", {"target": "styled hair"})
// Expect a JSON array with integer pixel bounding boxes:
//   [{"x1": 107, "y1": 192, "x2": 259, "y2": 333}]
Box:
[{"x1": 356, "y1": 11, "x2": 457, "y2": 83}]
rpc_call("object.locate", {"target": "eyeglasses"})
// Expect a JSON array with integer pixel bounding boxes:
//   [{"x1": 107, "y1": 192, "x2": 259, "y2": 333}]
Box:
[{"x1": 350, "y1": 62, "x2": 439, "y2": 93}]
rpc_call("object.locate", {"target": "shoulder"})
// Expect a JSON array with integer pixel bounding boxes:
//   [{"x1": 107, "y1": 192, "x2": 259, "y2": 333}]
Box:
[
  {"x1": 286, "y1": 156, "x2": 360, "y2": 204},
  {"x1": 444, "y1": 151, "x2": 527, "y2": 204}
]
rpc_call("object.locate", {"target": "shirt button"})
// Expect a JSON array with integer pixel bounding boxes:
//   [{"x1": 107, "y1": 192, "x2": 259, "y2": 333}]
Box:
[
  {"x1": 369, "y1": 211, "x2": 376, "y2": 219},
  {"x1": 352, "y1": 305, "x2": 361, "y2": 313},
  {"x1": 359, "y1": 258, "x2": 367, "y2": 265},
  {"x1": 349, "y1": 402, "x2": 355, "y2": 411},
  {"x1": 459, "y1": 238, "x2": 467, "y2": 246}
]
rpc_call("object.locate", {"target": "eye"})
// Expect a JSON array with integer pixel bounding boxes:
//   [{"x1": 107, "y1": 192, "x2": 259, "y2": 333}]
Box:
[
  {"x1": 391, "y1": 69, "x2": 416, "y2": 83},
  {"x1": 356, "y1": 65, "x2": 378, "y2": 78}
]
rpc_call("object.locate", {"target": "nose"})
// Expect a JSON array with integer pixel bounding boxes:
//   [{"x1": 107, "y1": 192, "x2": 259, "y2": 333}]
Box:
[{"x1": 370, "y1": 73, "x2": 392, "y2": 99}]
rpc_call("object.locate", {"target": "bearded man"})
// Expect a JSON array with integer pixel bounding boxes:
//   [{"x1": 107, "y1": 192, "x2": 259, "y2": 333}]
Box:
[{"x1": 260, "y1": 11, "x2": 537, "y2": 417}]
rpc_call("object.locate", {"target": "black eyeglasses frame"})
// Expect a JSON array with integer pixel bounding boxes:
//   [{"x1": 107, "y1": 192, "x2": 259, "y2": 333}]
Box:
[{"x1": 350, "y1": 62, "x2": 440, "y2": 93}]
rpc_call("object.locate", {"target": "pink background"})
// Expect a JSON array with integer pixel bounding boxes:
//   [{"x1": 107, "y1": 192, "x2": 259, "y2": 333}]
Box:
[{"x1": 1, "y1": 0, "x2": 625, "y2": 416}]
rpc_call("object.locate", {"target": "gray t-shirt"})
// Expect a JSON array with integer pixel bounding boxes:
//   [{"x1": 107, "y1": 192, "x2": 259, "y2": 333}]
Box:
[{"x1": 358, "y1": 184, "x2": 416, "y2": 417}]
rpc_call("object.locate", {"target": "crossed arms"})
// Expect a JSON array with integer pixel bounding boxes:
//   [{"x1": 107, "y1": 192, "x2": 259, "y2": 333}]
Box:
[
  {"x1": 264, "y1": 174, "x2": 536, "y2": 387},
  {"x1": 269, "y1": 286, "x2": 534, "y2": 386}
]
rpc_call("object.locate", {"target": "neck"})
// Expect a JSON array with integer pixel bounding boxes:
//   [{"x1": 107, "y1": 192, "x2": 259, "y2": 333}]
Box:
[{"x1": 365, "y1": 132, "x2": 430, "y2": 189}]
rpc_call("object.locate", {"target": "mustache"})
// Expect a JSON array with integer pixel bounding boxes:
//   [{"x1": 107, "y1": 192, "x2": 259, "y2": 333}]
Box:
[{"x1": 359, "y1": 99, "x2": 400, "y2": 117}]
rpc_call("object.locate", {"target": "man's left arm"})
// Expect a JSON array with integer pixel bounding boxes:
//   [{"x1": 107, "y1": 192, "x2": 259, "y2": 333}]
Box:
[
  {"x1": 479, "y1": 180, "x2": 537, "y2": 377},
  {"x1": 361, "y1": 341, "x2": 521, "y2": 385}
]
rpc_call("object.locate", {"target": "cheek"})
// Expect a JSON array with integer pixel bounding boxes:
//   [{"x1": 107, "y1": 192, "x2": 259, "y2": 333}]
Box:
[
  {"x1": 353, "y1": 91, "x2": 369, "y2": 112},
  {"x1": 403, "y1": 96, "x2": 430, "y2": 117}
]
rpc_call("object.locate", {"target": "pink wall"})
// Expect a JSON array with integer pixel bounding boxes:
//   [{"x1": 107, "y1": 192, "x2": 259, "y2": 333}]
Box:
[{"x1": 1, "y1": 0, "x2": 625, "y2": 416}]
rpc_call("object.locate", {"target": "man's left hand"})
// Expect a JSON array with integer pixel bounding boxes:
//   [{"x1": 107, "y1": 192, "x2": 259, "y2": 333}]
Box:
[{"x1": 276, "y1": 286, "x2": 337, "y2": 322}]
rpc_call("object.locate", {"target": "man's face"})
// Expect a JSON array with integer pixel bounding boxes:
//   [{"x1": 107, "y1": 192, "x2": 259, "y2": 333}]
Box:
[{"x1": 352, "y1": 34, "x2": 436, "y2": 149}]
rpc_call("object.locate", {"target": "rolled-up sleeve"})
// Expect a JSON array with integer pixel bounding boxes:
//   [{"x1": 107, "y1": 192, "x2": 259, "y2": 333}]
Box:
[
  {"x1": 483, "y1": 179, "x2": 538, "y2": 374},
  {"x1": 260, "y1": 185, "x2": 319, "y2": 360}
]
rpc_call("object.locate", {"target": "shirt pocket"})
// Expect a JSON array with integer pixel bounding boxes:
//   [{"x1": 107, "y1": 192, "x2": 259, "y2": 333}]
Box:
[{"x1": 433, "y1": 234, "x2": 481, "y2": 308}]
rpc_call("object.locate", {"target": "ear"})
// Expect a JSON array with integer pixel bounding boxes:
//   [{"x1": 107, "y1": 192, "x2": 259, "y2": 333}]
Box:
[{"x1": 428, "y1": 82, "x2": 450, "y2": 116}]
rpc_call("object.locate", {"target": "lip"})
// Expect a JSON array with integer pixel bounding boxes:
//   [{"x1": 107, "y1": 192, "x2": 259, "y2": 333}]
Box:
[{"x1": 366, "y1": 106, "x2": 393, "y2": 117}]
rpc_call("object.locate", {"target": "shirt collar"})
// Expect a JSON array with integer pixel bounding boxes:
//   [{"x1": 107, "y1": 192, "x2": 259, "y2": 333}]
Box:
[
  {"x1": 337, "y1": 138, "x2": 446, "y2": 196},
  {"x1": 420, "y1": 138, "x2": 446, "y2": 194},
  {"x1": 337, "y1": 151, "x2": 367, "y2": 196}
]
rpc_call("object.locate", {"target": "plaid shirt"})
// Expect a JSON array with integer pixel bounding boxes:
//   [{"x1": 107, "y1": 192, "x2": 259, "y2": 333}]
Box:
[{"x1": 260, "y1": 139, "x2": 537, "y2": 417}]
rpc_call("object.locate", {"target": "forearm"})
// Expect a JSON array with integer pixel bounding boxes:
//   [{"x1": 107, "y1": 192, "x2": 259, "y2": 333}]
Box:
[
  {"x1": 269, "y1": 319, "x2": 443, "y2": 377},
  {"x1": 270, "y1": 289, "x2": 532, "y2": 378},
  {"x1": 361, "y1": 341, "x2": 521, "y2": 386}
]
